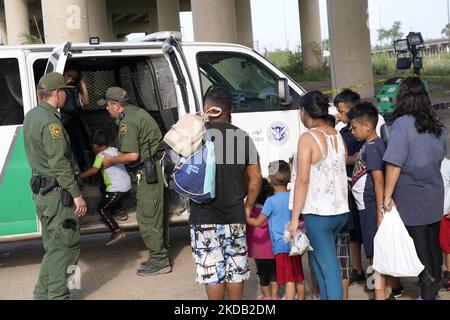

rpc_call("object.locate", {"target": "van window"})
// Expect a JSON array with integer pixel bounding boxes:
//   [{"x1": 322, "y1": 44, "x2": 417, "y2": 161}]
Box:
[
  {"x1": 151, "y1": 57, "x2": 177, "y2": 111},
  {"x1": 119, "y1": 58, "x2": 178, "y2": 131},
  {"x1": 197, "y1": 52, "x2": 281, "y2": 113},
  {"x1": 121, "y1": 62, "x2": 158, "y2": 112},
  {"x1": 0, "y1": 58, "x2": 24, "y2": 126}
]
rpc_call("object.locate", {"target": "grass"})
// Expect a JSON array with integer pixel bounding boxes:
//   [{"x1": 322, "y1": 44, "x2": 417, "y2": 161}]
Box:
[
  {"x1": 372, "y1": 54, "x2": 396, "y2": 76},
  {"x1": 267, "y1": 49, "x2": 450, "y2": 79},
  {"x1": 265, "y1": 49, "x2": 330, "y2": 82},
  {"x1": 371, "y1": 53, "x2": 450, "y2": 79},
  {"x1": 422, "y1": 54, "x2": 450, "y2": 77}
]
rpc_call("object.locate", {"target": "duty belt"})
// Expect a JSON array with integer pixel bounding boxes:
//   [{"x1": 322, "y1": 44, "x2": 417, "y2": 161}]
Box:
[
  {"x1": 30, "y1": 175, "x2": 58, "y2": 195},
  {"x1": 129, "y1": 163, "x2": 145, "y2": 175},
  {"x1": 37, "y1": 177, "x2": 54, "y2": 186}
]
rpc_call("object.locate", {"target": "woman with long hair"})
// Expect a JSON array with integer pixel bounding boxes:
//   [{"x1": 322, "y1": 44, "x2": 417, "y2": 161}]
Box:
[
  {"x1": 288, "y1": 91, "x2": 349, "y2": 300},
  {"x1": 383, "y1": 76, "x2": 448, "y2": 300}
]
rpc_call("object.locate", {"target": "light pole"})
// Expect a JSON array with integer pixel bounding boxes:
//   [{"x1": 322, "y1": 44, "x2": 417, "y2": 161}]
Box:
[
  {"x1": 447, "y1": 0, "x2": 450, "y2": 42},
  {"x1": 282, "y1": 0, "x2": 288, "y2": 50}
]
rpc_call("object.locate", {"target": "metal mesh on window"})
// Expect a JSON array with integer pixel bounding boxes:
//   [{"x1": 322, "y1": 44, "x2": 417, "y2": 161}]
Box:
[{"x1": 83, "y1": 70, "x2": 116, "y2": 110}]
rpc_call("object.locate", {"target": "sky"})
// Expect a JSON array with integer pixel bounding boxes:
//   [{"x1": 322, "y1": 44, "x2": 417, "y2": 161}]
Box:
[{"x1": 175, "y1": 0, "x2": 450, "y2": 52}]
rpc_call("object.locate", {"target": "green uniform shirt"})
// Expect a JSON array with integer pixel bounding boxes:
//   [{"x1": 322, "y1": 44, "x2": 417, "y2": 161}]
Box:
[
  {"x1": 23, "y1": 101, "x2": 81, "y2": 198},
  {"x1": 117, "y1": 104, "x2": 162, "y2": 170}
]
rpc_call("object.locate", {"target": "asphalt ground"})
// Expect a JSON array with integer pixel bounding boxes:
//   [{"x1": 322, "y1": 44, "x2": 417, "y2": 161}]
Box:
[{"x1": 0, "y1": 110, "x2": 449, "y2": 300}]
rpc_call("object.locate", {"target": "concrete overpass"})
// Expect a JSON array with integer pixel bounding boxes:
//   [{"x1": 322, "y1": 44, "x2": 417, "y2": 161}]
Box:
[{"x1": 0, "y1": 0, "x2": 374, "y2": 98}]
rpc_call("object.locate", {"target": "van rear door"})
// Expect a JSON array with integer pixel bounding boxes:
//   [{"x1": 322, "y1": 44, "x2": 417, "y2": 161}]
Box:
[
  {"x1": 0, "y1": 49, "x2": 39, "y2": 242},
  {"x1": 162, "y1": 37, "x2": 200, "y2": 117},
  {"x1": 45, "y1": 42, "x2": 71, "y2": 74}
]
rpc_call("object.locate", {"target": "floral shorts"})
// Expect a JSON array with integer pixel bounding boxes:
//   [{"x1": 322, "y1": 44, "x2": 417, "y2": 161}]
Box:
[{"x1": 190, "y1": 224, "x2": 250, "y2": 285}]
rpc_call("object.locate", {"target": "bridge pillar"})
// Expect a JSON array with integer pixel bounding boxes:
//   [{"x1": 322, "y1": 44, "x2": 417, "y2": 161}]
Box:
[
  {"x1": 327, "y1": 0, "x2": 374, "y2": 98},
  {"x1": 156, "y1": 0, "x2": 180, "y2": 31},
  {"x1": 299, "y1": 0, "x2": 322, "y2": 72},
  {"x1": 234, "y1": 0, "x2": 253, "y2": 48},
  {"x1": 0, "y1": 8, "x2": 7, "y2": 44},
  {"x1": 4, "y1": 0, "x2": 30, "y2": 45},
  {"x1": 191, "y1": 0, "x2": 237, "y2": 43},
  {"x1": 41, "y1": 0, "x2": 89, "y2": 43},
  {"x1": 87, "y1": 0, "x2": 112, "y2": 41}
]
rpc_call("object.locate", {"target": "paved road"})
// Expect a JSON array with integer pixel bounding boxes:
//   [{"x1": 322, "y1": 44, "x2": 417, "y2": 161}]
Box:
[
  {"x1": 1, "y1": 226, "x2": 449, "y2": 300},
  {"x1": 0, "y1": 110, "x2": 449, "y2": 300}
]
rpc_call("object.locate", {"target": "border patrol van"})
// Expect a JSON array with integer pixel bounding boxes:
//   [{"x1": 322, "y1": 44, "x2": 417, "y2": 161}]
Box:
[{"x1": 0, "y1": 32, "x2": 309, "y2": 243}]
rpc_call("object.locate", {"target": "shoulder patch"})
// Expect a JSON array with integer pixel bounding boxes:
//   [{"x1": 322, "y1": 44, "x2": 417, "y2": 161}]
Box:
[
  {"x1": 49, "y1": 123, "x2": 62, "y2": 138},
  {"x1": 120, "y1": 124, "x2": 128, "y2": 135}
]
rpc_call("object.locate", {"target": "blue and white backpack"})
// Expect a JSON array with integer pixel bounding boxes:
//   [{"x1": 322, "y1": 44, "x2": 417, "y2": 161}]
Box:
[{"x1": 171, "y1": 128, "x2": 216, "y2": 203}]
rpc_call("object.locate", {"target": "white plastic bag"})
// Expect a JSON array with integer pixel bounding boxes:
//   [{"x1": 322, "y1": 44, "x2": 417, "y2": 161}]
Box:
[
  {"x1": 283, "y1": 223, "x2": 313, "y2": 256},
  {"x1": 372, "y1": 207, "x2": 424, "y2": 277}
]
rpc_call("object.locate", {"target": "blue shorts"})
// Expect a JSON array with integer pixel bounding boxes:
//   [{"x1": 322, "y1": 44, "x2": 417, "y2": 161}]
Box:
[
  {"x1": 358, "y1": 207, "x2": 378, "y2": 258},
  {"x1": 190, "y1": 224, "x2": 250, "y2": 285}
]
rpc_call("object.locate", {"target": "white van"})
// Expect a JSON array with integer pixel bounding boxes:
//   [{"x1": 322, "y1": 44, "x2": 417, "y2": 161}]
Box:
[{"x1": 0, "y1": 33, "x2": 311, "y2": 243}]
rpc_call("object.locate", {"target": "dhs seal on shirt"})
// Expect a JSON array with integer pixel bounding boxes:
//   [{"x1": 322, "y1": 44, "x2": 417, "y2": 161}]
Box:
[{"x1": 267, "y1": 122, "x2": 289, "y2": 146}]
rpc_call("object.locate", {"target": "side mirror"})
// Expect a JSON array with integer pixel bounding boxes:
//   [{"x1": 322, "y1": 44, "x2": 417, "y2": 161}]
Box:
[{"x1": 278, "y1": 78, "x2": 292, "y2": 109}]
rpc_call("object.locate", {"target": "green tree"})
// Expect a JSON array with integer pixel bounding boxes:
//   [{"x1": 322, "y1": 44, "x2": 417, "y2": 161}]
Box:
[
  {"x1": 389, "y1": 21, "x2": 404, "y2": 42},
  {"x1": 377, "y1": 28, "x2": 390, "y2": 46},
  {"x1": 442, "y1": 23, "x2": 450, "y2": 38},
  {"x1": 378, "y1": 21, "x2": 404, "y2": 46}
]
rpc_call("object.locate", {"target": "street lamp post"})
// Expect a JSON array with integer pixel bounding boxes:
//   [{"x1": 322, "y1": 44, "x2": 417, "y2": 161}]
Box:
[
  {"x1": 282, "y1": 0, "x2": 288, "y2": 50},
  {"x1": 447, "y1": 0, "x2": 450, "y2": 42}
]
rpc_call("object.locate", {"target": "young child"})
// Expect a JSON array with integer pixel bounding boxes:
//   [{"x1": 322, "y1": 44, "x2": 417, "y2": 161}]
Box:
[
  {"x1": 440, "y1": 156, "x2": 450, "y2": 291},
  {"x1": 334, "y1": 90, "x2": 366, "y2": 285},
  {"x1": 324, "y1": 114, "x2": 352, "y2": 300},
  {"x1": 246, "y1": 160, "x2": 305, "y2": 300},
  {"x1": 246, "y1": 179, "x2": 280, "y2": 300},
  {"x1": 347, "y1": 102, "x2": 392, "y2": 300},
  {"x1": 80, "y1": 129, "x2": 132, "y2": 246}
]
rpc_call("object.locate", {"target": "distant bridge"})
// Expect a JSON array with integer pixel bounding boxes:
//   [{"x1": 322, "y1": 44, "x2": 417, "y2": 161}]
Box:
[{"x1": 372, "y1": 39, "x2": 450, "y2": 57}]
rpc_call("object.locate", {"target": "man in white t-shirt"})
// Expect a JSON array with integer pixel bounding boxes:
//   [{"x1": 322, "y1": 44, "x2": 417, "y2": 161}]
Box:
[{"x1": 80, "y1": 129, "x2": 131, "y2": 246}]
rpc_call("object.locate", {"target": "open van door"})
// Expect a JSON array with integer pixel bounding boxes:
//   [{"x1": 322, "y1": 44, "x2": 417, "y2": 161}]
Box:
[
  {"x1": 0, "y1": 50, "x2": 38, "y2": 242},
  {"x1": 162, "y1": 37, "x2": 200, "y2": 117},
  {"x1": 45, "y1": 41, "x2": 71, "y2": 74},
  {"x1": 0, "y1": 42, "x2": 72, "y2": 243}
]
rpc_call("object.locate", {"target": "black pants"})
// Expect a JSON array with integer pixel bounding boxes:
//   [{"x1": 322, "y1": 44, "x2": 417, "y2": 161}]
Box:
[
  {"x1": 98, "y1": 192, "x2": 128, "y2": 232},
  {"x1": 406, "y1": 221, "x2": 442, "y2": 300},
  {"x1": 61, "y1": 114, "x2": 92, "y2": 172},
  {"x1": 255, "y1": 259, "x2": 277, "y2": 287}
]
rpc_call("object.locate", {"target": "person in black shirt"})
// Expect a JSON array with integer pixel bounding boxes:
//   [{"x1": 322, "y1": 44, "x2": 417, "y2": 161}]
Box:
[
  {"x1": 190, "y1": 87, "x2": 262, "y2": 300},
  {"x1": 334, "y1": 89, "x2": 366, "y2": 287},
  {"x1": 60, "y1": 66, "x2": 92, "y2": 172}
]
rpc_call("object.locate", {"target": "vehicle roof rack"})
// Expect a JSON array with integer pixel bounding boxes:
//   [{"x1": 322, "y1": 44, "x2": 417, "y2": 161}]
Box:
[{"x1": 128, "y1": 31, "x2": 182, "y2": 43}]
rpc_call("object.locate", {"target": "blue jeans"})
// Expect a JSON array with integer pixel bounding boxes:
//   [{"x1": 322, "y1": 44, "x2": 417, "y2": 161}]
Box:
[{"x1": 304, "y1": 213, "x2": 349, "y2": 300}]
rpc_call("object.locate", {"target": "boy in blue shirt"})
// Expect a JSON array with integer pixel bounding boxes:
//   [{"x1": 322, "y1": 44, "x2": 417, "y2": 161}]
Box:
[
  {"x1": 348, "y1": 102, "x2": 392, "y2": 300},
  {"x1": 247, "y1": 160, "x2": 304, "y2": 300}
]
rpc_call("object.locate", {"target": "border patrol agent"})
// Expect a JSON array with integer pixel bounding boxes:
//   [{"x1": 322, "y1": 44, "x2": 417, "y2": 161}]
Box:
[
  {"x1": 23, "y1": 72, "x2": 87, "y2": 300},
  {"x1": 98, "y1": 87, "x2": 171, "y2": 276}
]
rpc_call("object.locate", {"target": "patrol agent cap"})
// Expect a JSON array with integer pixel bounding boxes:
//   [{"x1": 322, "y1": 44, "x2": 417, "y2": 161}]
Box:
[
  {"x1": 97, "y1": 87, "x2": 129, "y2": 106},
  {"x1": 37, "y1": 72, "x2": 74, "y2": 93}
]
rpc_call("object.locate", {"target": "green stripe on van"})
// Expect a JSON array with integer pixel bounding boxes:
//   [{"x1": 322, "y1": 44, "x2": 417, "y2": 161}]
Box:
[{"x1": 0, "y1": 127, "x2": 37, "y2": 237}]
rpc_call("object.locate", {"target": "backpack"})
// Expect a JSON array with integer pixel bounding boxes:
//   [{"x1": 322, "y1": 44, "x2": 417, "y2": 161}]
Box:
[
  {"x1": 161, "y1": 108, "x2": 221, "y2": 203},
  {"x1": 171, "y1": 129, "x2": 216, "y2": 203},
  {"x1": 163, "y1": 113, "x2": 206, "y2": 158}
]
